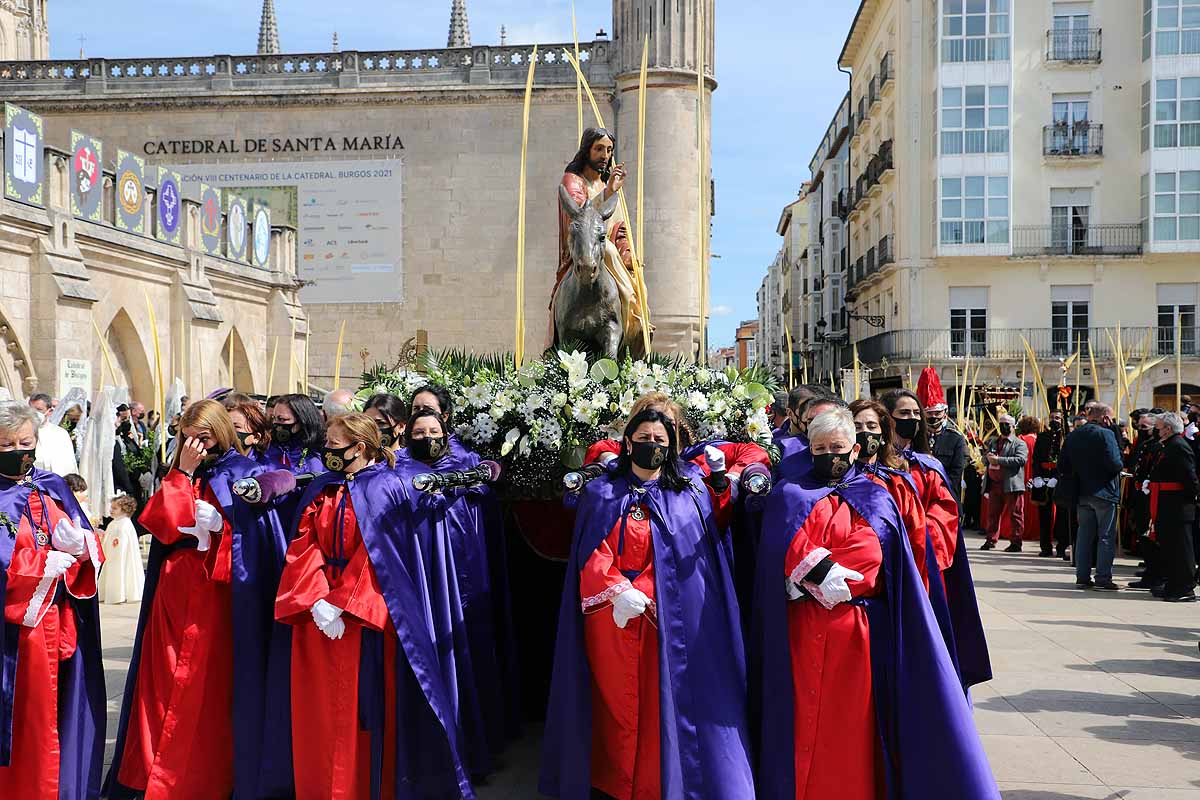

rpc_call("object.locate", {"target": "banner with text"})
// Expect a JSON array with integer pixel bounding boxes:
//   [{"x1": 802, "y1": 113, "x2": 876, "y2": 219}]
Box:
[{"x1": 174, "y1": 159, "x2": 403, "y2": 304}]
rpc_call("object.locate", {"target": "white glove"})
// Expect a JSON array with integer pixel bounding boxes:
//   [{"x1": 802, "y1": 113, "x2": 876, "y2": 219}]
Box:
[
  {"x1": 803, "y1": 563, "x2": 865, "y2": 611},
  {"x1": 1025, "y1": 480, "x2": 1034, "y2": 490},
  {"x1": 1047, "y1": 477, "x2": 1058, "y2": 488},
  {"x1": 1032, "y1": 477, "x2": 1045, "y2": 489},
  {"x1": 704, "y1": 445, "x2": 726, "y2": 474},
  {"x1": 611, "y1": 587, "x2": 651, "y2": 629},
  {"x1": 193, "y1": 500, "x2": 224, "y2": 533},
  {"x1": 44, "y1": 550, "x2": 77, "y2": 579},
  {"x1": 1142, "y1": 480, "x2": 1151, "y2": 495},
  {"x1": 311, "y1": 598, "x2": 344, "y2": 630},
  {"x1": 176, "y1": 521, "x2": 212, "y2": 552},
  {"x1": 1186, "y1": 422, "x2": 1198, "y2": 440},
  {"x1": 320, "y1": 615, "x2": 346, "y2": 640},
  {"x1": 51, "y1": 516, "x2": 88, "y2": 557},
  {"x1": 785, "y1": 577, "x2": 804, "y2": 601}
]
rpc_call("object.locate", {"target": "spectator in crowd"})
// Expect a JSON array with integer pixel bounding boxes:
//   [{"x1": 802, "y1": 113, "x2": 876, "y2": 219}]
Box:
[
  {"x1": 962, "y1": 419, "x2": 985, "y2": 530},
  {"x1": 982, "y1": 413, "x2": 1028, "y2": 552},
  {"x1": 918, "y1": 367, "x2": 968, "y2": 502},
  {"x1": 769, "y1": 390, "x2": 789, "y2": 433},
  {"x1": 1143, "y1": 412, "x2": 1198, "y2": 601},
  {"x1": 322, "y1": 388, "x2": 357, "y2": 420},
  {"x1": 1059, "y1": 403, "x2": 1123, "y2": 590},
  {"x1": 99, "y1": 494, "x2": 145, "y2": 605},
  {"x1": 1032, "y1": 411, "x2": 1068, "y2": 558},
  {"x1": 28, "y1": 391, "x2": 79, "y2": 476},
  {"x1": 130, "y1": 401, "x2": 149, "y2": 443}
]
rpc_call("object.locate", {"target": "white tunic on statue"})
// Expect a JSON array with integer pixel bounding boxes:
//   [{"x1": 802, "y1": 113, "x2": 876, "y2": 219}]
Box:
[
  {"x1": 99, "y1": 516, "x2": 145, "y2": 604},
  {"x1": 35, "y1": 421, "x2": 79, "y2": 476}
]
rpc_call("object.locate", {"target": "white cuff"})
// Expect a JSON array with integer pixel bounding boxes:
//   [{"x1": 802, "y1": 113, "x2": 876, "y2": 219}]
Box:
[
  {"x1": 787, "y1": 547, "x2": 832, "y2": 587},
  {"x1": 22, "y1": 564, "x2": 60, "y2": 628},
  {"x1": 582, "y1": 579, "x2": 633, "y2": 612}
]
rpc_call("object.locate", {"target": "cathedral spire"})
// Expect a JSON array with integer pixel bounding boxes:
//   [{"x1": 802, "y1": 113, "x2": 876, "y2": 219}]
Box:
[
  {"x1": 447, "y1": 0, "x2": 471, "y2": 48},
  {"x1": 258, "y1": 0, "x2": 281, "y2": 55}
]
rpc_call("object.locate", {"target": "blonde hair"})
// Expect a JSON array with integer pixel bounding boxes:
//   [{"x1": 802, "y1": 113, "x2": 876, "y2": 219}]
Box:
[
  {"x1": 111, "y1": 495, "x2": 138, "y2": 517},
  {"x1": 327, "y1": 412, "x2": 396, "y2": 469},
  {"x1": 170, "y1": 399, "x2": 241, "y2": 470}
]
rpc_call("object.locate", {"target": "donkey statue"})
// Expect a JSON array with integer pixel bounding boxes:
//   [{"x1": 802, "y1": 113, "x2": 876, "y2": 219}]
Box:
[{"x1": 554, "y1": 184, "x2": 626, "y2": 358}]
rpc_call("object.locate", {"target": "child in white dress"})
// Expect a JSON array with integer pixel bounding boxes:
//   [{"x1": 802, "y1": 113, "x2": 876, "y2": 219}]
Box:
[{"x1": 99, "y1": 494, "x2": 145, "y2": 604}]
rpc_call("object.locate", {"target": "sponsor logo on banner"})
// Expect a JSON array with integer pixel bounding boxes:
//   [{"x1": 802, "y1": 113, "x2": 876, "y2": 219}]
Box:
[
  {"x1": 252, "y1": 206, "x2": 271, "y2": 268},
  {"x1": 115, "y1": 149, "x2": 147, "y2": 234},
  {"x1": 4, "y1": 103, "x2": 44, "y2": 206},
  {"x1": 70, "y1": 130, "x2": 103, "y2": 221},
  {"x1": 156, "y1": 168, "x2": 183, "y2": 244}
]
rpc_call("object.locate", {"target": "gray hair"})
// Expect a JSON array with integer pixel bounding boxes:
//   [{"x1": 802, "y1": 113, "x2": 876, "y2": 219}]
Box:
[
  {"x1": 323, "y1": 388, "x2": 358, "y2": 419},
  {"x1": 1157, "y1": 411, "x2": 1185, "y2": 435},
  {"x1": 807, "y1": 406, "x2": 856, "y2": 445},
  {"x1": 0, "y1": 401, "x2": 40, "y2": 436}
]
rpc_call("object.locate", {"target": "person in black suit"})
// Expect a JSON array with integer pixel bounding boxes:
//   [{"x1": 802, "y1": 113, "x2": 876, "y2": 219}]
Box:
[{"x1": 1145, "y1": 412, "x2": 1198, "y2": 601}]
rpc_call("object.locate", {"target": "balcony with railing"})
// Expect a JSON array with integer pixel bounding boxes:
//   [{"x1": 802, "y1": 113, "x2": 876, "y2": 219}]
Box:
[
  {"x1": 853, "y1": 326, "x2": 1184, "y2": 365},
  {"x1": 879, "y1": 52, "x2": 894, "y2": 89},
  {"x1": 878, "y1": 234, "x2": 894, "y2": 268},
  {"x1": 868, "y1": 75, "x2": 880, "y2": 107},
  {"x1": 1011, "y1": 223, "x2": 1142, "y2": 257},
  {"x1": 1045, "y1": 28, "x2": 1102, "y2": 63},
  {"x1": 1043, "y1": 122, "x2": 1103, "y2": 157}
]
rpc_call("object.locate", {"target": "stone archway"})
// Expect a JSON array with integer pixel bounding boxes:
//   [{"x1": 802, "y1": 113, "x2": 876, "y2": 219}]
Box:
[
  {"x1": 103, "y1": 308, "x2": 155, "y2": 403},
  {"x1": 1152, "y1": 382, "x2": 1200, "y2": 411},
  {"x1": 222, "y1": 328, "x2": 256, "y2": 394},
  {"x1": 0, "y1": 302, "x2": 36, "y2": 398}
]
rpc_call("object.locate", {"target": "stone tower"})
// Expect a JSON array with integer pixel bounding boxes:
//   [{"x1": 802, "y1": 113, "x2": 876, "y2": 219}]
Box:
[
  {"x1": 447, "y1": 0, "x2": 471, "y2": 48},
  {"x1": 0, "y1": 0, "x2": 49, "y2": 60},
  {"x1": 612, "y1": 0, "x2": 715, "y2": 356},
  {"x1": 258, "y1": 0, "x2": 281, "y2": 55}
]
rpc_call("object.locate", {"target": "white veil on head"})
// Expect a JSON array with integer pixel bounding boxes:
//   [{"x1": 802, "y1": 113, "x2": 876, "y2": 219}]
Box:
[
  {"x1": 50, "y1": 387, "x2": 89, "y2": 428},
  {"x1": 164, "y1": 377, "x2": 187, "y2": 421},
  {"x1": 80, "y1": 388, "x2": 117, "y2": 516}
]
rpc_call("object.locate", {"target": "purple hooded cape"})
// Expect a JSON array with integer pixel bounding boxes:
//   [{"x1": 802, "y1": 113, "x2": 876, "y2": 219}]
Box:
[
  {"x1": 540, "y1": 467, "x2": 755, "y2": 800},
  {"x1": 0, "y1": 469, "x2": 107, "y2": 798},
  {"x1": 902, "y1": 449, "x2": 993, "y2": 689},
  {"x1": 751, "y1": 466, "x2": 999, "y2": 799},
  {"x1": 104, "y1": 449, "x2": 295, "y2": 799},
  {"x1": 295, "y1": 464, "x2": 477, "y2": 800}
]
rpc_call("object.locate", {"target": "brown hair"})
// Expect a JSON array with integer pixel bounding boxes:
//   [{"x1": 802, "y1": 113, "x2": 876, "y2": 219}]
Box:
[
  {"x1": 327, "y1": 412, "x2": 396, "y2": 469},
  {"x1": 629, "y1": 392, "x2": 693, "y2": 448},
  {"x1": 1017, "y1": 415, "x2": 1043, "y2": 436},
  {"x1": 64, "y1": 473, "x2": 88, "y2": 493},
  {"x1": 227, "y1": 399, "x2": 271, "y2": 454},
  {"x1": 170, "y1": 399, "x2": 241, "y2": 470},
  {"x1": 849, "y1": 399, "x2": 907, "y2": 471},
  {"x1": 112, "y1": 495, "x2": 138, "y2": 517}
]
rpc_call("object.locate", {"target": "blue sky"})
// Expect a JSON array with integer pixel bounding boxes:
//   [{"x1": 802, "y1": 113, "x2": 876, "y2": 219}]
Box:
[{"x1": 49, "y1": 0, "x2": 857, "y2": 347}]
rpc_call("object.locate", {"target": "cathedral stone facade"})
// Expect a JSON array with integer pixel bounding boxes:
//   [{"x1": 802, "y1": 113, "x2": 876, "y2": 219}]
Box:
[{"x1": 0, "y1": 0, "x2": 714, "y2": 394}]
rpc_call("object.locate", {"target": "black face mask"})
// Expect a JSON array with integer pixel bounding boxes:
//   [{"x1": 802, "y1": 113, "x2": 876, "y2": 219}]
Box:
[
  {"x1": 812, "y1": 450, "x2": 853, "y2": 484},
  {"x1": 167, "y1": 423, "x2": 178, "y2": 437},
  {"x1": 322, "y1": 443, "x2": 360, "y2": 473},
  {"x1": 629, "y1": 440, "x2": 669, "y2": 471},
  {"x1": 999, "y1": 423, "x2": 1013, "y2": 437},
  {"x1": 1049, "y1": 420, "x2": 1063, "y2": 432},
  {"x1": 377, "y1": 424, "x2": 396, "y2": 449},
  {"x1": 117, "y1": 421, "x2": 131, "y2": 436},
  {"x1": 409, "y1": 437, "x2": 446, "y2": 463},
  {"x1": 1190, "y1": 412, "x2": 1200, "y2": 424},
  {"x1": 856, "y1": 431, "x2": 883, "y2": 458},
  {"x1": 0, "y1": 448, "x2": 36, "y2": 478},
  {"x1": 236, "y1": 430, "x2": 254, "y2": 448},
  {"x1": 272, "y1": 423, "x2": 297, "y2": 445},
  {"x1": 893, "y1": 417, "x2": 920, "y2": 441},
  {"x1": 203, "y1": 444, "x2": 224, "y2": 464}
]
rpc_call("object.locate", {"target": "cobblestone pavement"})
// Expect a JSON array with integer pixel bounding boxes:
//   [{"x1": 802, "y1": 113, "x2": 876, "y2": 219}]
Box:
[{"x1": 100, "y1": 534, "x2": 1199, "y2": 798}]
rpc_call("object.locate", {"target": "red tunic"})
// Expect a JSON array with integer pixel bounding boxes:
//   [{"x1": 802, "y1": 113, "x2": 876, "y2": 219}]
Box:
[
  {"x1": 865, "y1": 469, "x2": 929, "y2": 589},
  {"x1": 909, "y1": 462, "x2": 958, "y2": 574},
  {"x1": 784, "y1": 495, "x2": 884, "y2": 800},
  {"x1": 0, "y1": 491, "x2": 101, "y2": 800},
  {"x1": 275, "y1": 485, "x2": 397, "y2": 800},
  {"x1": 578, "y1": 480, "x2": 732, "y2": 800},
  {"x1": 116, "y1": 469, "x2": 236, "y2": 800}
]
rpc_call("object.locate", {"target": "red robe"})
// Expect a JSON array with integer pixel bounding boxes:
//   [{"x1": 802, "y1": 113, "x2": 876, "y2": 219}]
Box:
[
  {"x1": 784, "y1": 495, "x2": 884, "y2": 800},
  {"x1": 0, "y1": 491, "x2": 102, "y2": 800},
  {"x1": 578, "y1": 480, "x2": 733, "y2": 800},
  {"x1": 909, "y1": 462, "x2": 959, "y2": 575},
  {"x1": 275, "y1": 485, "x2": 397, "y2": 800},
  {"x1": 116, "y1": 470, "x2": 236, "y2": 800},
  {"x1": 865, "y1": 469, "x2": 929, "y2": 589}
]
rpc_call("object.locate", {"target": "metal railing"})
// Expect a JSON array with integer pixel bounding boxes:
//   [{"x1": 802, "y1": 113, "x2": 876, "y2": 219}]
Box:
[
  {"x1": 879, "y1": 52, "x2": 894, "y2": 85},
  {"x1": 1043, "y1": 123, "x2": 1103, "y2": 156},
  {"x1": 1011, "y1": 223, "x2": 1142, "y2": 257},
  {"x1": 868, "y1": 75, "x2": 880, "y2": 106},
  {"x1": 878, "y1": 234, "x2": 894, "y2": 267},
  {"x1": 853, "y1": 326, "x2": 1163, "y2": 364},
  {"x1": 1046, "y1": 28, "x2": 1102, "y2": 62}
]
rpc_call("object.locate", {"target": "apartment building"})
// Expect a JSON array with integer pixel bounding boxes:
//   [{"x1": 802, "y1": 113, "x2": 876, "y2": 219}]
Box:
[
  {"x1": 828, "y1": 0, "x2": 1199, "y2": 409},
  {"x1": 757, "y1": 190, "x2": 812, "y2": 382},
  {"x1": 735, "y1": 319, "x2": 760, "y2": 370}
]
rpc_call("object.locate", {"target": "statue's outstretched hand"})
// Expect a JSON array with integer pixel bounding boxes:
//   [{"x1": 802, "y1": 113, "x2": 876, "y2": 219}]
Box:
[{"x1": 607, "y1": 162, "x2": 626, "y2": 196}]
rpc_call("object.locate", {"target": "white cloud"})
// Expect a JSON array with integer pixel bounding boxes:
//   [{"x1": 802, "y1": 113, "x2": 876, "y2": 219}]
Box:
[{"x1": 710, "y1": 304, "x2": 735, "y2": 317}]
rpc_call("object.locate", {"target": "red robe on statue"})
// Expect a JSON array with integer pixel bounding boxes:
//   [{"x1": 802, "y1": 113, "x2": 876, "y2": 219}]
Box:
[
  {"x1": 578, "y1": 480, "x2": 732, "y2": 800},
  {"x1": 783, "y1": 495, "x2": 884, "y2": 800},
  {"x1": 116, "y1": 470, "x2": 236, "y2": 800},
  {"x1": 275, "y1": 485, "x2": 397, "y2": 800},
  {"x1": 865, "y1": 469, "x2": 929, "y2": 589},
  {"x1": 0, "y1": 491, "x2": 102, "y2": 800}
]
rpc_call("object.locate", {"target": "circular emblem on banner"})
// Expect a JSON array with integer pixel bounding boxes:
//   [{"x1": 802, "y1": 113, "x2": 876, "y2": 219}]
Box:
[
  {"x1": 229, "y1": 202, "x2": 246, "y2": 253},
  {"x1": 253, "y1": 208, "x2": 270, "y2": 266},
  {"x1": 73, "y1": 144, "x2": 99, "y2": 195},
  {"x1": 118, "y1": 170, "x2": 143, "y2": 215},
  {"x1": 159, "y1": 178, "x2": 180, "y2": 234}
]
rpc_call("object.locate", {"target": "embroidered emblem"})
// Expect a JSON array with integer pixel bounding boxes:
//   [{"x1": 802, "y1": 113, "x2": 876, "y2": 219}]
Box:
[
  {"x1": 35, "y1": 531, "x2": 49, "y2": 547},
  {"x1": 630, "y1": 506, "x2": 646, "y2": 521}
]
